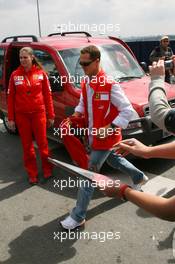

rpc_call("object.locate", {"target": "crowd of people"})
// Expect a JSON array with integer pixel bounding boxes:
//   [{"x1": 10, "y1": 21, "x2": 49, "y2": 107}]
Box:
[{"x1": 7, "y1": 38, "x2": 175, "y2": 229}]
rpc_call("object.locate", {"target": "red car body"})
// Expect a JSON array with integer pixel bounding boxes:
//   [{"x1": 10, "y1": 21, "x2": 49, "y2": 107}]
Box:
[{"x1": 0, "y1": 32, "x2": 175, "y2": 144}]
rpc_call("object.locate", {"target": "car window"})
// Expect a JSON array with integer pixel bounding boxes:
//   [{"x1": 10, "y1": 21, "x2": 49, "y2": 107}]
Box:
[
  {"x1": 59, "y1": 48, "x2": 84, "y2": 88},
  {"x1": 100, "y1": 45, "x2": 144, "y2": 81},
  {"x1": 59, "y1": 44, "x2": 145, "y2": 88},
  {"x1": 33, "y1": 49, "x2": 61, "y2": 91}
]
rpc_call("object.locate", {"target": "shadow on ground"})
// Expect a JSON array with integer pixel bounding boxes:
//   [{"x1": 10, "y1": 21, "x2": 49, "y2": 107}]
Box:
[{"x1": 0, "y1": 197, "x2": 121, "y2": 264}]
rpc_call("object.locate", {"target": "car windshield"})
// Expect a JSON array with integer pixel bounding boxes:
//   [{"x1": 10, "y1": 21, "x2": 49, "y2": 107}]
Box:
[{"x1": 58, "y1": 44, "x2": 144, "y2": 88}]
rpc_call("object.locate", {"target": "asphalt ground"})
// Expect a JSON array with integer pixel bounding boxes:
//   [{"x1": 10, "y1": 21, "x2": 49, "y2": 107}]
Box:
[{"x1": 0, "y1": 120, "x2": 175, "y2": 264}]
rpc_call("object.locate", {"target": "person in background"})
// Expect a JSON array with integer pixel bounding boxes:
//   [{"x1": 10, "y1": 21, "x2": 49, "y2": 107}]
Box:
[
  {"x1": 103, "y1": 60, "x2": 175, "y2": 222},
  {"x1": 149, "y1": 35, "x2": 174, "y2": 83},
  {"x1": 8, "y1": 47, "x2": 55, "y2": 185}
]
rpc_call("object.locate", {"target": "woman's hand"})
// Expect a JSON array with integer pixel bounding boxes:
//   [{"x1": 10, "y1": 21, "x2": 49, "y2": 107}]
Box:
[
  {"x1": 47, "y1": 119, "x2": 54, "y2": 128},
  {"x1": 8, "y1": 120, "x2": 16, "y2": 132}
]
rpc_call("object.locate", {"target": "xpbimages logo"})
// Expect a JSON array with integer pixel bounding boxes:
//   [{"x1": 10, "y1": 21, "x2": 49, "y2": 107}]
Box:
[
  {"x1": 54, "y1": 230, "x2": 121, "y2": 243},
  {"x1": 50, "y1": 73, "x2": 116, "y2": 87},
  {"x1": 53, "y1": 21, "x2": 120, "y2": 35},
  {"x1": 53, "y1": 177, "x2": 120, "y2": 191},
  {"x1": 53, "y1": 126, "x2": 120, "y2": 138}
]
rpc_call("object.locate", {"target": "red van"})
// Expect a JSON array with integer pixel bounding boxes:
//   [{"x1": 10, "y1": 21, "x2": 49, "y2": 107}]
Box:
[{"x1": 0, "y1": 32, "x2": 175, "y2": 144}]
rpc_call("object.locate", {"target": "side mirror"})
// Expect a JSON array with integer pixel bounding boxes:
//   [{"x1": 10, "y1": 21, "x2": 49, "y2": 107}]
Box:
[{"x1": 140, "y1": 62, "x2": 148, "y2": 73}]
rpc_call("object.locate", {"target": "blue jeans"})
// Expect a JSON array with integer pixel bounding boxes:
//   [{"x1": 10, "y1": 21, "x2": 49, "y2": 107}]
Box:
[{"x1": 71, "y1": 149, "x2": 144, "y2": 222}]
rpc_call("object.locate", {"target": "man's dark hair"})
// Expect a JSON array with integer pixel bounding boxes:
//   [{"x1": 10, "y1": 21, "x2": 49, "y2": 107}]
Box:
[{"x1": 80, "y1": 45, "x2": 101, "y2": 60}]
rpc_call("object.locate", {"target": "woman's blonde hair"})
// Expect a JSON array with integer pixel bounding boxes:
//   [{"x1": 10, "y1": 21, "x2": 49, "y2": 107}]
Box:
[{"x1": 19, "y1": 47, "x2": 43, "y2": 69}]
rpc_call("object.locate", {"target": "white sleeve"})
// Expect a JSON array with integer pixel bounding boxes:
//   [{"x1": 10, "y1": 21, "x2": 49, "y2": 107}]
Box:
[
  {"x1": 111, "y1": 83, "x2": 135, "y2": 129},
  {"x1": 75, "y1": 92, "x2": 85, "y2": 114}
]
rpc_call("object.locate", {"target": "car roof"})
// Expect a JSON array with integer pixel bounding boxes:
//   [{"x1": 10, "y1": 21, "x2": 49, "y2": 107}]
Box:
[
  {"x1": 1, "y1": 34, "x2": 127, "y2": 53},
  {"x1": 39, "y1": 36, "x2": 118, "y2": 50}
]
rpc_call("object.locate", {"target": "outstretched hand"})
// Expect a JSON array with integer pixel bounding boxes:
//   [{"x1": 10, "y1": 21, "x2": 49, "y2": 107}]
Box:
[
  {"x1": 102, "y1": 181, "x2": 130, "y2": 201},
  {"x1": 102, "y1": 182, "x2": 120, "y2": 197},
  {"x1": 149, "y1": 60, "x2": 165, "y2": 78},
  {"x1": 114, "y1": 138, "x2": 151, "y2": 159}
]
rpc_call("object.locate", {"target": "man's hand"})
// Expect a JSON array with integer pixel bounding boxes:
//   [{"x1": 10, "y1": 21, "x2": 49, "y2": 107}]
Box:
[
  {"x1": 8, "y1": 120, "x2": 16, "y2": 132},
  {"x1": 72, "y1": 111, "x2": 82, "y2": 118},
  {"x1": 149, "y1": 60, "x2": 165, "y2": 78},
  {"x1": 117, "y1": 138, "x2": 151, "y2": 159},
  {"x1": 96, "y1": 124, "x2": 113, "y2": 139}
]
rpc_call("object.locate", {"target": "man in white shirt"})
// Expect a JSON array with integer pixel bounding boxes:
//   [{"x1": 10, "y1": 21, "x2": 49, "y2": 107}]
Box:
[{"x1": 60, "y1": 45, "x2": 148, "y2": 230}]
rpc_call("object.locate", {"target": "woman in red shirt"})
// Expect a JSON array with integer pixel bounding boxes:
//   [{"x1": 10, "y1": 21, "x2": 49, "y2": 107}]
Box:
[{"x1": 8, "y1": 47, "x2": 55, "y2": 184}]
